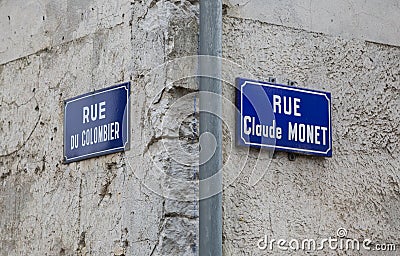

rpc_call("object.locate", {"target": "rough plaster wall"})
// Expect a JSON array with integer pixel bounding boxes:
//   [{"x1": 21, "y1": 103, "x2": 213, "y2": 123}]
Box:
[
  {"x1": 1, "y1": 0, "x2": 199, "y2": 255},
  {"x1": 222, "y1": 17, "x2": 399, "y2": 255},
  {"x1": 223, "y1": 0, "x2": 400, "y2": 47}
]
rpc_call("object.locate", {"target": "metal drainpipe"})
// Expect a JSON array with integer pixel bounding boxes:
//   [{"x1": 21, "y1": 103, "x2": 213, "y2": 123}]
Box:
[{"x1": 199, "y1": 0, "x2": 222, "y2": 256}]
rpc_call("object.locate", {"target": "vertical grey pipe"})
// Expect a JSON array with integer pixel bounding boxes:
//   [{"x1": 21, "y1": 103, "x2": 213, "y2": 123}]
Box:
[{"x1": 199, "y1": 0, "x2": 222, "y2": 256}]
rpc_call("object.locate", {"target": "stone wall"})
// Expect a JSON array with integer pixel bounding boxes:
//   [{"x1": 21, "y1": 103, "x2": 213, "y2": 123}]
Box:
[
  {"x1": 0, "y1": 0, "x2": 199, "y2": 255},
  {"x1": 222, "y1": 15, "x2": 399, "y2": 256}
]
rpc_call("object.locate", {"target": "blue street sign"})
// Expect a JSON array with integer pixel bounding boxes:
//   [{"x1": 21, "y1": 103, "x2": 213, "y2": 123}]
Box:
[
  {"x1": 64, "y1": 82, "x2": 130, "y2": 163},
  {"x1": 236, "y1": 77, "x2": 332, "y2": 157}
]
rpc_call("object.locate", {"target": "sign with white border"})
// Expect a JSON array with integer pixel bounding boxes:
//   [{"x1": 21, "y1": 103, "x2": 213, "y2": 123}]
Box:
[{"x1": 236, "y1": 77, "x2": 332, "y2": 157}]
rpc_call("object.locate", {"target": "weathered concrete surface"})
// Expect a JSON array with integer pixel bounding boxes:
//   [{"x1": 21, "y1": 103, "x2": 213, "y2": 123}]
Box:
[
  {"x1": 1, "y1": 0, "x2": 199, "y2": 255},
  {"x1": 223, "y1": 0, "x2": 400, "y2": 47},
  {"x1": 222, "y1": 16, "x2": 400, "y2": 255},
  {"x1": 0, "y1": 0, "x2": 132, "y2": 65}
]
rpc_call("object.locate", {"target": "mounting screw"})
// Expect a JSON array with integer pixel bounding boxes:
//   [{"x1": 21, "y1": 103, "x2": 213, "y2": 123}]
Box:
[
  {"x1": 288, "y1": 153, "x2": 296, "y2": 161},
  {"x1": 287, "y1": 80, "x2": 297, "y2": 86}
]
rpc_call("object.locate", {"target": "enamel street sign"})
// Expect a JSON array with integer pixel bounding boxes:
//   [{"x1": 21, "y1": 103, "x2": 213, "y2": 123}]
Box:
[
  {"x1": 236, "y1": 77, "x2": 332, "y2": 157},
  {"x1": 64, "y1": 82, "x2": 130, "y2": 163}
]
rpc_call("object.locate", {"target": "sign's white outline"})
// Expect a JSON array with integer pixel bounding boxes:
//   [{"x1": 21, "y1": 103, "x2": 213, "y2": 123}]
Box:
[
  {"x1": 64, "y1": 84, "x2": 130, "y2": 162},
  {"x1": 240, "y1": 80, "x2": 332, "y2": 155}
]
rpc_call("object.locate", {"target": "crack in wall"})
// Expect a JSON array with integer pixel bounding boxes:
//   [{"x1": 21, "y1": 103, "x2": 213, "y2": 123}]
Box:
[
  {"x1": 0, "y1": 112, "x2": 41, "y2": 158},
  {"x1": 76, "y1": 178, "x2": 84, "y2": 254},
  {"x1": 164, "y1": 212, "x2": 198, "y2": 219},
  {"x1": 98, "y1": 162, "x2": 118, "y2": 206},
  {"x1": 149, "y1": 199, "x2": 166, "y2": 256}
]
